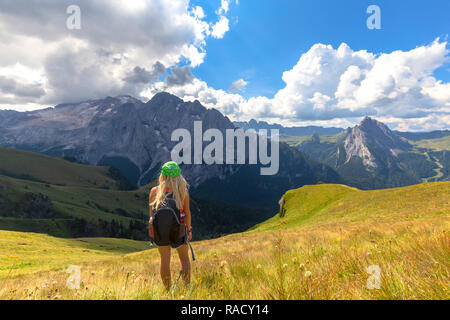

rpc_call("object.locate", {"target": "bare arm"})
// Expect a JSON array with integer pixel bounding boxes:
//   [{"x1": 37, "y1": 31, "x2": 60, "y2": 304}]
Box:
[
  {"x1": 148, "y1": 187, "x2": 157, "y2": 237},
  {"x1": 184, "y1": 192, "x2": 192, "y2": 241}
]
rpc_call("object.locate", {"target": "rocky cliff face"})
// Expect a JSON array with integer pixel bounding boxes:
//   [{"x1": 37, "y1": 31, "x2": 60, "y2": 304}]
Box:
[
  {"x1": 297, "y1": 117, "x2": 434, "y2": 189},
  {"x1": 0, "y1": 93, "x2": 238, "y2": 187},
  {"x1": 343, "y1": 117, "x2": 411, "y2": 168},
  {"x1": 0, "y1": 92, "x2": 342, "y2": 207}
]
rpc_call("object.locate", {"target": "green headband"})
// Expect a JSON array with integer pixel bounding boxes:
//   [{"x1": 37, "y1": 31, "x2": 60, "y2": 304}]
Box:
[{"x1": 161, "y1": 161, "x2": 181, "y2": 177}]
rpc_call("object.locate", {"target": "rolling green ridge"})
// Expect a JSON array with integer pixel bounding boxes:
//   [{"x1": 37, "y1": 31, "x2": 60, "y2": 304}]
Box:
[
  {"x1": 253, "y1": 181, "x2": 450, "y2": 232},
  {"x1": 411, "y1": 135, "x2": 450, "y2": 151},
  {"x1": 0, "y1": 148, "x2": 125, "y2": 189}
]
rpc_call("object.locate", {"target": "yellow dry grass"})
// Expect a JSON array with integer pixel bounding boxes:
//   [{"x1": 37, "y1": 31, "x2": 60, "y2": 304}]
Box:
[{"x1": 0, "y1": 182, "x2": 448, "y2": 300}]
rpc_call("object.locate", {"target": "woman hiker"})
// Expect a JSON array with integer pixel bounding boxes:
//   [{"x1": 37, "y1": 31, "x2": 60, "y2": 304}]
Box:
[{"x1": 148, "y1": 161, "x2": 193, "y2": 290}]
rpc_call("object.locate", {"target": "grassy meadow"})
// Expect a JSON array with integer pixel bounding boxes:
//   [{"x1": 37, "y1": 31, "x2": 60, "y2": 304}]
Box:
[
  {"x1": 0, "y1": 148, "x2": 120, "y2": 189},
  {"x1": 0, "y1": 182, "x2": 448, "y2": 300}
]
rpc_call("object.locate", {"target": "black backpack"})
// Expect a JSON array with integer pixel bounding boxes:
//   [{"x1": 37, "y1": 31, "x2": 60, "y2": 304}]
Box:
[
  {"x1": 151, "y1": 193, "x2": 185, "y2": 246},
  {"x1": 150, "y1": 192, "x2": 195, "y2": 260}
]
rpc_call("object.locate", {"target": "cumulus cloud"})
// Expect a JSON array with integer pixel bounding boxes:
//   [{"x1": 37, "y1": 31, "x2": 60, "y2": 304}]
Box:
[
  {"x1": 165, "y1": 66, "x2": 195, "y2": 86},
  {"x1": 211, "y1": 0, "x2": 231, "y2": 39},
  {"x1": 192, "y1": 6, "x2": 205, "y2": 19},
  {"x1": 217, "y1": 0, "x2": 230, "y2": 15},
  {"x1": 0, "y1": 75, "x2": 45, "y2": 98},
  {"x1": 229, "y1": 79, "x2": 248, "y2": 92},
  {"x1": 0, "y1": 1, "x2": 447, "y2": 131},
  {"x1": 211, "y1": 16, "x2": 230, "y2": 39},
  {"x1": 0, "y1": 0, "x2": 234, "y2": 107},
  {"x1": 145, "y1": 39, "x2": 450, "y2": 131},
  {"x1": 142, "y1": 75, "x2": 246, "y2": 116},
  {"x1": 123, "y1": 62, "x2": 166, "y2": 84}
]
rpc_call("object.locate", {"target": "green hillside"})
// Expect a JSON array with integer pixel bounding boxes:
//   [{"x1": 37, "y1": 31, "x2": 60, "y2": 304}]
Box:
[
  {"x1": 0, "y1": 148, "x2": 152, "y2": 239},
  {"x1": 0, "y1": 182, "x2": 448, "y2": 299},
  {"x1": 0, "y1": 148, "x2": 127, "y2": 189},
  {"x1": 411, "y1": 135, "x2": 450, "y2": 151},
  {"x1": 253, "y1": 182, "x2": 449, "y2": 232},
  {"x1": 0, "y1": 173, "x2": 150, "y2": 238}
]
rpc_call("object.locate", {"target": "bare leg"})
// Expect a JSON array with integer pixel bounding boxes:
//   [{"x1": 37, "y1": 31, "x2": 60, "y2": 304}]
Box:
[
  {"x1": 176, "y1": 244, "x2": 191, "y2": 285},
  {"x1": 158, "y1": 246, "x2": 171, "y2": 290}
]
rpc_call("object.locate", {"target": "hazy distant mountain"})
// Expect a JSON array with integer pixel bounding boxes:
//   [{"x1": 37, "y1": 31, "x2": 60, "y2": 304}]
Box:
[
  {"x1": 297, "y1": 117, "x2": 446, "y2": 189},
  {"x1": 395, "y1": 130, "x2": 450, "y2": 141},
  {"x1": 234, "y1": 119, "x2": 344, "y2": 136}
]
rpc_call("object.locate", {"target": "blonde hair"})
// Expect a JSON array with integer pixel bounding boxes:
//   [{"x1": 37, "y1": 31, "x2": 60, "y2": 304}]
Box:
[{"x1": 151, "y1": 173, "x2": 189, "y2": 210}]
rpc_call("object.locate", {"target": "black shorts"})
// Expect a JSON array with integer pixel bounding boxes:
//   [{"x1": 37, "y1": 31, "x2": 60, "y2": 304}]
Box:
[
  {"x1": 157, "y1": 234, "x2": 187, "y2": 249},
  {"x1": 154, "y1": 224, "x2": 187, "y2": 249}
]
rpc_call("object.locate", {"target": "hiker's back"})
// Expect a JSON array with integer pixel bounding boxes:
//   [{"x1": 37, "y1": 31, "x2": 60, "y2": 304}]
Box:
[{"x1": 152, "y1": 192, "x2": 186, "y2": 248}]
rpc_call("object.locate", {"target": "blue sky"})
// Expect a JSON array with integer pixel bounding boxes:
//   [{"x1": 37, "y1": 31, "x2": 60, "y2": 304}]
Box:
[
  {"x1": 192, "y1": 0, "x2": 450, "y2": 99},
  {"x1": 0, "y1": 0, "x2": 448, "y2": 130}
]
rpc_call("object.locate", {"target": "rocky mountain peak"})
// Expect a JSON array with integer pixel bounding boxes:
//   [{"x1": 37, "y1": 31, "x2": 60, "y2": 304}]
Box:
[
  {"x1": 147, "y1": 91, "x2": 182, "y2": 107},
  {"x1": 343, "y1": 117, "x2": 411, "y2": 168}
]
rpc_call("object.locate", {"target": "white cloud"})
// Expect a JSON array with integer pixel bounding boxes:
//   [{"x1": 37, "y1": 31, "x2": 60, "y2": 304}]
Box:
[
  {"x1": 192, "y1": 6, "x2": 205, "y2": 19},
  {"x1": 211, "y1": 16, "x2": 230, "y2": 39},
  {"x1": 217, "y1": 0, "x2": 230, "y2": 15},
  {"x1": 229, "y1": 78, "x2": 247, "y2": 92},
  {"x1": 0, "y1": 0, "x2": 234, "y2": 107},
  {"x1": 0, "y1": 1, "x2": 447, "y2": 131},
  {"x1": 147, "y1": 39, "x2": 450, "y2": 131}
]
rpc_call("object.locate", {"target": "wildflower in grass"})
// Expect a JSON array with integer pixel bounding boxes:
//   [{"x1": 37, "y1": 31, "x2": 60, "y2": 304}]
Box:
[
  {"x1": 219, "y1": 260, "x2": 228, "y2": 268},
  {"x1": 282, "y1": 263, "x2": 288, "y2": 269},
  {"x1": 304, "y1": 271, "x2": 312, "y2": 278},
  {"x1": 256, "y1": 264, "x2": 262, "y2": 269},
  {"x1": 292, "y1": 257, "x2": 298, "y2": 264},
  {"x1": 299, "y1": 263, "x2": 305, "y2": 270},
  {"x1": 52, "y1": 281, "x2": 57, "y2": 285}
]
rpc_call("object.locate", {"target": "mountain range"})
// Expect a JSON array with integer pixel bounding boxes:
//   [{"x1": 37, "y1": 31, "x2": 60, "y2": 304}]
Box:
[
  {"x1": 0, "y1": 92, "x2": 341, "y2": 215},
  {"x1": 294, "y1": 117, "x2": 449, "y2": 189},
  {"x1": 234, "y1": 119, "x2": 343, "y2": 136},
  {"x1": 0, "y1": 92, "x2": 448, "y2": 239}
]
